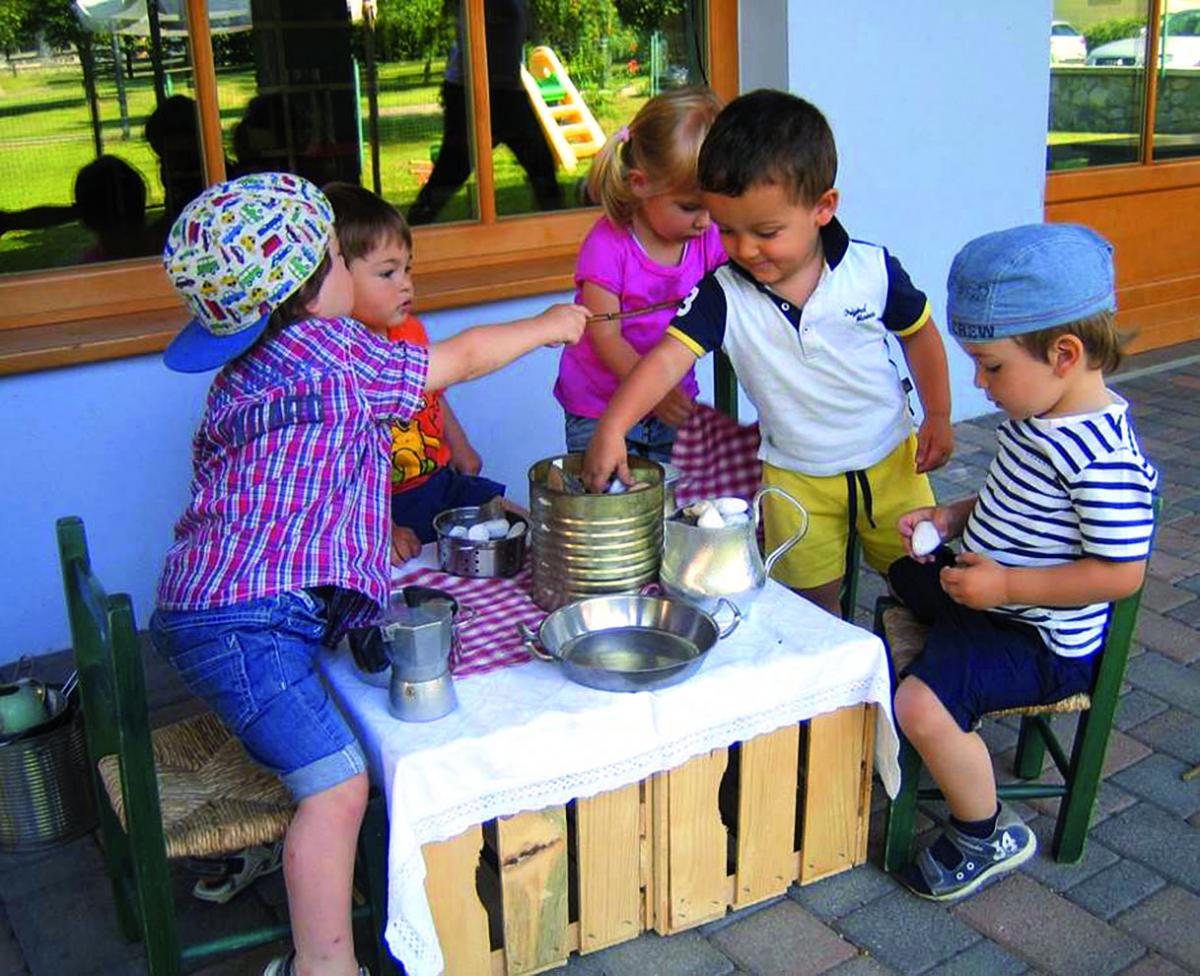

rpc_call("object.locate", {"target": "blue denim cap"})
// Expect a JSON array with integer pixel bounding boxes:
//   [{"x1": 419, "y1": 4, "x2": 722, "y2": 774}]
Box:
[{"x1": 946, "y1": 223, "x2": 1115, "y2": 342}]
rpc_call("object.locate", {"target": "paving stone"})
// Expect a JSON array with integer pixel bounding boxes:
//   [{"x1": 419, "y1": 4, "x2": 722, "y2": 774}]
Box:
[
  {"x1": 1146, "y1": 526, "x2": 1200, "y2": 559},
  {"x1": 0, "y1": 903, "x2": 27, "y2": 976},
  {"x1": 1139, "y1": 578, "x2": 1196, "y2": 615},
  {"x1": 1114, "y1": 887, "x2": 1200, "y2": 973},
  {"x1": 545, "y1": 930, "x2": 736, "y2": 976},
  {"x1": 0, "y1": 836, "x2": 107, "y2": 901},
  {"x1": 1109, "y1": 754, "x2": 1200, "y2": 818},
  {"x1": 707, "y1": 899, "x2": 858, "y2": 975},
  {"x1": 1174, "y1": 573, "x2": 1200, "y2": 596},
  {"x1": 977, "y1": 718, "x2": 1020, "y2": 755},
  {"x1": 1163, "y1": 598, "x2": 1200, "y2": 632},
  {"x1": 997, "y1": 726, "x2": 1149, "y2": 783},
  {"x1": 1026, "y1": 778, "x2": 1137, "y2": 825},
  {"x1": 1117, "y1": 952, "x2": 1193, "y2": 975},
  {"x1": 825, "y1": 957, "x2": 898, "y2": 976},
  {"x1": 4, "y1": 872, "x2": 140, "y2": 976},
  {"x1": 1063, "y1": 859, "x2": 1166, "y2": 920},
  {"x1": 1148, "y1": 551, "x2": 1200, "y2": 585},
  {"x1": 1123, "y1": 653, "x2": 1200, "y2": 714},
  {"x1": 834, "y1": 891, "x2": 979, "y2": 975},
  {"x1": 1091, "y1": 803, "x2": 1200, "y2": 890},
  {"x1": 953, "y1": 873, "x2": 1143, "y2": 975},
  {"x1": 1136, "y1": 611, "x2": 1200, "y2": 664},
  {"x1": 923, "y1": 939, "x2": 1029, "y2": 976},
  {"x1": 697, "y1": 895, "x2": 784, "y2": 936},
  {"x1": 787, "y1": 863, "x2": 897, "y2": 922},
  {"x1": 1020, "y1": 815, "x2": 1119, "y2": 892},
  {"x1": 1115, "y1": 689, "x2": 1170, "y2": 732}
]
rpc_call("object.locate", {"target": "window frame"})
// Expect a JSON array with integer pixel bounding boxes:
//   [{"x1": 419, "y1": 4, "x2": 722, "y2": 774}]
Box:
[{"x1": 0, "y1": 0, "x2": 739, "y2": 375}]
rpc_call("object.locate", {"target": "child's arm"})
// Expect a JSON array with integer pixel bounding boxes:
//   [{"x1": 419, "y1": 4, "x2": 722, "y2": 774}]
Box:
[
  {"x1": 581, "y1": 282, "x2": 694, "y2": 428},
  {"x1": 425, "y1": 303, "x2": 588, "y2": 390},
  {"x1": 441, "y1": 399, "x2": 482, "y2": 476},
  {"x1": 582, "y1": 337, "x2": 697, "y2": 491},
  {"x1": 940, "y1": 554, "x2": 1147, "y2": 611},
  {"x1": 898, "y1": 321, "x2": 954, "y2": 473}
]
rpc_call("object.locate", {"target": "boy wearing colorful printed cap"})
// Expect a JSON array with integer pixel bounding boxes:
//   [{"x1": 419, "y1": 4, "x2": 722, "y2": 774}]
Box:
[
  {"x1": 151, "y1": 173, "x2": 587, "y2": 976},
  {"x1": 887, "y1": 223, "x2": 1158, "y2": 902}
]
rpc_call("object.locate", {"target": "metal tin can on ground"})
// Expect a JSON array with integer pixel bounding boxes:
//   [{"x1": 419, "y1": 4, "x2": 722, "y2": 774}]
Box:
[
  {"x1": 528, "y1": 455, "x2": 665, "y2": 611},
  {"x1": 0, "y1": 690, "x2": 97, "y2": 852}
]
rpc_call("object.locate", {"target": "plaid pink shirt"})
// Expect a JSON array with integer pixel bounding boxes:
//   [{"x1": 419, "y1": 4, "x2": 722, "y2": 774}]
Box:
[{"x1": 157, "y1": 316, "x2": 429, "y2": 636}]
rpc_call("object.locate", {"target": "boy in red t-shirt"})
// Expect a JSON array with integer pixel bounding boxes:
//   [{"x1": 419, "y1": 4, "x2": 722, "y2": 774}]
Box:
[{"x1": 325, "y1": 182, "x2": 505, "y2": 562}]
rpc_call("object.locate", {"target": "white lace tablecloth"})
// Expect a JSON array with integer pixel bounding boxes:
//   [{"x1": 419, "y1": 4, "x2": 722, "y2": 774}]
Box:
[{"x1": 320, "y1": 548, "x2": 900, "y2": 976}]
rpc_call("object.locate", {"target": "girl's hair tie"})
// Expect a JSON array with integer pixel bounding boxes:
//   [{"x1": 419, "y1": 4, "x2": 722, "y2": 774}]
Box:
[{"x1": 617, "y1": 125, "x2": 630, "y2": 144}]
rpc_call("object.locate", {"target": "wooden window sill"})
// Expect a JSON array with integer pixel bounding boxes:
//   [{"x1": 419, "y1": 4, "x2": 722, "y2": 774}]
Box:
[{"x1": 0, "y1": 244, "x2": 578, "y2": 376}]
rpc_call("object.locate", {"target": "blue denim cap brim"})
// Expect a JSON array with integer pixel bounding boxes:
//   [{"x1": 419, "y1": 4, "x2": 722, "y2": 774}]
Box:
[
  {"x1": 163, "y1": 310, "x2": 271, "y2": 373},
  {"x1": 947, "y1": 223, "x2": 1115, "y2": 342}
]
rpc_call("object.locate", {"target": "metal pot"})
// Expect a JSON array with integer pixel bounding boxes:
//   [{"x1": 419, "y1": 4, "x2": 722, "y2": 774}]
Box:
[
  {"x1": 660, "y1": 486, "x2": 809, "y2": 614},
  {"x1": 434, "y1": 507, "x2": 527, "y2": 578},
  {"x1": 528, "y1": 454, "x2": 665, "y2": 611},
  {"x1": 519, "y1": 594, "x2": 741, "y2": 692}
]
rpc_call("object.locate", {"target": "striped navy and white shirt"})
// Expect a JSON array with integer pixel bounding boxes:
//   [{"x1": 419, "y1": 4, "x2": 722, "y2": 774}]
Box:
[{"x1": 962, "y1": 394, "x2": 1158, "y2": 658}]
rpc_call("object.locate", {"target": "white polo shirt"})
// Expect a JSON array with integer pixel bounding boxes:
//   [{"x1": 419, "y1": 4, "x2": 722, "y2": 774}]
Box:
[{"x1": 667, "y1": 219, "x2": 931, "y2": 477}]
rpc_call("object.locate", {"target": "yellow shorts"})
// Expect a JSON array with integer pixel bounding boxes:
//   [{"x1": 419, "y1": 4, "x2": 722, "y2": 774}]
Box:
[{"x1": 761, "y1": 435, "x2": 935, "y2": 590}]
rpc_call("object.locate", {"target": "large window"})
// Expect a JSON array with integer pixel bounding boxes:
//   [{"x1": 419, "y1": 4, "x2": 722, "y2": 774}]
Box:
[
  {"x1": 0, "y1": 0, "x2": 737, "y2": 372},
  {"x1": 1048, "y1": 0, "x2": 1200, "y2": 171}
]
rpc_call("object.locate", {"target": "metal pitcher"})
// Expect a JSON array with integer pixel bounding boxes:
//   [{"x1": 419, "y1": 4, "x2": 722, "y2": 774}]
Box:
[{"x1": 659, "y1": 486, "x2": 809, "y2": 614}]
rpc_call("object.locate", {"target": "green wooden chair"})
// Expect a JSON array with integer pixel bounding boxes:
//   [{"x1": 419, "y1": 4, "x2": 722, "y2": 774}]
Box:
[
  {"x1": 56, "y1": 516, "x2": 391, "y2": 975},
  {"x1": 877, "y1": 507, "x2": 1156, "y2": 870}
]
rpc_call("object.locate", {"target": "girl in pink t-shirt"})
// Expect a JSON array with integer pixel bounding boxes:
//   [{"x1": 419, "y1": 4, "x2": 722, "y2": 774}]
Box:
[{"x1": 553, "y1": 88, "x2": 727, "y2": 462}]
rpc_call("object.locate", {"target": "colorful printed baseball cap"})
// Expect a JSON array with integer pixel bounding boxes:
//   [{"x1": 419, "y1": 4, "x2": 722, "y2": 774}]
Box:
[{"x1": 162, "y1": 172, "x2": 333, "y2": 372}]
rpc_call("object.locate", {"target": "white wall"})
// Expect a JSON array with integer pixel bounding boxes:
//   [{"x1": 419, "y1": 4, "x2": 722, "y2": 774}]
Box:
[
  {"x1": 774, "y1": 0, "x2": 1053, "y2": 420},
  {"x1": 2, "y1": 1, "x2": 1053, "y2": 662}
]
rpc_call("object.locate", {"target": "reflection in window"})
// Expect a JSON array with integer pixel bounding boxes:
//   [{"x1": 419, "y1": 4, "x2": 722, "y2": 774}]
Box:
[
  {"x1": 1153, "y1": 1, "x2": 1200, "y2": 161},
  {"x1": 0, "y1": 1, "x2": 204, "y2": 274},
  {"x1": 1047, "y1": 0, "x2": 1149, "y2": 171}
]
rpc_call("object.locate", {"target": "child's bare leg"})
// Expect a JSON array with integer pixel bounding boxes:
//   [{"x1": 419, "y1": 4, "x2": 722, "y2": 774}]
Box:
[
  {"x1": 795, "y1": 578, "x2": 843, "y2": 617},
  {"x1": 894, "y1": 675, "x2": 996, "y2": 821},
  {"x1": 284, "y1": 771, "x2": 369, "y2": 976}
]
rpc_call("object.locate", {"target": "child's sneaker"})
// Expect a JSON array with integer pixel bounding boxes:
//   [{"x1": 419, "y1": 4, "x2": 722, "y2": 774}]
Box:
[
  {"x1": 898, "y1": 804, "x2": 1036, "y2": 902},
  {"x1": 262, "y1": 953, "x2": 368, "y2": 976}
]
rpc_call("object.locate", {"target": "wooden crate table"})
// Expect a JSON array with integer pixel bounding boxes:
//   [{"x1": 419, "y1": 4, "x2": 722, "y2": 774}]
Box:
[{"x1": 321, "y1": 553, "x2": 900, "y2": 976}]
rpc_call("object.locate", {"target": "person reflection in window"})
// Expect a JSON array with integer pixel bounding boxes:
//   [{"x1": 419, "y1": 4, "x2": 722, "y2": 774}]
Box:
[
  {"x1": 144, "y1": 95, "x2": 209, "y2": 230},
  {"x1": 407, "y1": 0, "x2": 563, "y2": 225},
  {"x1": 230, "y1": 92, "x2": 344, "y2": 190},
  {"x1": 74, "y1": 155, "x2": 154, "y2": 263}
]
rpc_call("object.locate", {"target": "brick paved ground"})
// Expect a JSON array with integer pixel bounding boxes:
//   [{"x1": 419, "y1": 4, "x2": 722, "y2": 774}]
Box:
[{"x1": 2, "y1": 349, "x2": 1198, "y2": 976}]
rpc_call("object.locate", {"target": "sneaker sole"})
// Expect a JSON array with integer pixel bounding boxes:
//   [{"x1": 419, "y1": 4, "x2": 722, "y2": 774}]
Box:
[{"x1": 907, "y1": 832, "x2": 1038, "y2": 903}]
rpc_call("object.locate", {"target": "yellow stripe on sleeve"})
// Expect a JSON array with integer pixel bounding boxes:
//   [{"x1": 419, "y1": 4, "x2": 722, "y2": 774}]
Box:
[
  {"x1": 666, "y1": 326, "x2": 707, "y2": 358},
  {"x1": 894, "y1": 300, "x2": 932, "y2": 338}
]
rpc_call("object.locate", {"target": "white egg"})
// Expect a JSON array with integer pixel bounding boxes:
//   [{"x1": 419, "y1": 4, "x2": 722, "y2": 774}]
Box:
[
  {"x1": 506, "y1": 521, "x2": 526, "y2": 539},
  {"x1": 606, "y1": 479, "x2": 627, "y2": 494},
  {"x1": 723, "y1": 513, "x2": 751, "y2": 526},
  {"x1": 466, "y1": 523, "x2": 491, "y2": 542},
  {"x1": 481, "y1": 518, "x2": 511, "y2": 539},
  {"x1": 683, "y1": 500, "x2": 713, "y2": 520},
  {"x1": 714, "y1": 496, "x2": 749, "y2": 516},
  {"x1": 912, "y1": 520, "x2": 941, "y2": 557},
  {"x1": 697, "y1": 507, "x2": 726, "y2": 529},
  {"x1": 447, "y1": 525, "x2": 470, "y2": 539}
]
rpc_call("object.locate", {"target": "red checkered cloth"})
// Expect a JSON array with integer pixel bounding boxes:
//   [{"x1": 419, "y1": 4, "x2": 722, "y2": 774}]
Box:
[
  {"x1": 393, "y1": 560, "x2": 545, "y2": 678},
  {"x1": 671, "y1": 403, "x2": 763, "y2": 508}
]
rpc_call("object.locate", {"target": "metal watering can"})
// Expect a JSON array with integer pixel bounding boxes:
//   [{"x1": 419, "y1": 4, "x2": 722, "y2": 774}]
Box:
[{"x1": 659, "y1": 486, "x2": 809, "y2": 614}]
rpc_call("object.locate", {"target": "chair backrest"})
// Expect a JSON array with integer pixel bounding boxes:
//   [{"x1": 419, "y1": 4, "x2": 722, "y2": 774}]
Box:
[{"x1": 56, "y1": 516, "x2": 174, "y2": 879}]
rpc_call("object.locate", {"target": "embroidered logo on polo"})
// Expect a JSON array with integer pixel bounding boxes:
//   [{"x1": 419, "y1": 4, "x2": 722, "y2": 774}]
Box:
[{"x1": 844, "y1": 305, "x2": 875, "y2": 322}]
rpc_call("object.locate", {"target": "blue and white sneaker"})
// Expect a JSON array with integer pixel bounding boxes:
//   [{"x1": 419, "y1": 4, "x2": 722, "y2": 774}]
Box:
[{"x1": 899, "y1": 804, "x2": 1037, "y2": 902}]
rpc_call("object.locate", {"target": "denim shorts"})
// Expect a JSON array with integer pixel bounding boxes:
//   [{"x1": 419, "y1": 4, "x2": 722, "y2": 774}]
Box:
[
  {"x1": 888, "y1": 554, "x2": 1099, "y2": 732},
  {"x1": 564, "y1": 411, "x2": 677, "y2": 464},
  {"x1": 150, "y1": 591, "x2": 366, "y2": 800}
]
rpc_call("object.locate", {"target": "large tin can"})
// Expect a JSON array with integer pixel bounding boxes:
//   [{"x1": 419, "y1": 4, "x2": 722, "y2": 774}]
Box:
[{"x1": 528, "y1": 455, "x2": 665, "y2": 611}]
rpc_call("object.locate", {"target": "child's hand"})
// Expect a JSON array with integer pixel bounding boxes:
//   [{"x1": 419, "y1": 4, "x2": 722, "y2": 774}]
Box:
[
  {"x1": 538, "y1": 303, "x2": 590, "y2": 347},
  {"x1": 450, "y1": 443, "x2": 482, "y2": 476},
  {"x1": 582, "y1": 430, "x2": 632, "y2": 494},
  {"x1": 940, "y1": 552, "x2": 1008, "y2": 609},
  {"x1": 897, "y1": 505, "x2": 956, "y2": 562},
  {"x1": 390, "y1": 525, "x2": 422, "y2": 566},
  {"x1": 915, "y1": 414, "x2": 954, "y2": 473},
  {"x1": 652, "y1": 386, "x2": 695, "y2": 428}
]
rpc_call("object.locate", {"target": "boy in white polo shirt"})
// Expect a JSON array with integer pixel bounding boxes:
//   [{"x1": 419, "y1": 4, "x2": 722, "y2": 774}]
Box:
[{"x1": 583, "y1": 89, "x2": 953, "y2": 616}]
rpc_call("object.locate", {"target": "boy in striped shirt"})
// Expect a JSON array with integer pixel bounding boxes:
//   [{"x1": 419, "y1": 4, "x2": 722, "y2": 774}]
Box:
[{"x1": 888, "y1": 223, "x2": 1158, "y2": 902}]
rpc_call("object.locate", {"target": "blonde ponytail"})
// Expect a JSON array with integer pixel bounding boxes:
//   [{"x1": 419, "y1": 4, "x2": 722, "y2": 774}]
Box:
[{"x1": 586, "y1": 86, "x2": 722, "y2": 228}]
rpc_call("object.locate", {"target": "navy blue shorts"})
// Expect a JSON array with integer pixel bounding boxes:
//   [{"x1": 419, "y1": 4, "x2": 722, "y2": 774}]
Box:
[
  {"x1": 392, "y1": 466, "x2": 506, "y2": 544},
  {"x1": 887, "y1": 553, "x2": 1100, "y2": 732}
]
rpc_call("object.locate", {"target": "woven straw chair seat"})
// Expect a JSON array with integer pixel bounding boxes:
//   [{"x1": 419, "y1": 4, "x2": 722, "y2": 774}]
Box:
[
  {"x1": 881, "y1": 605, "x2": 1092, "y2": 718},
  {"x1": 97, "y1": 711, "x2": 295, "y2": 859}
]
